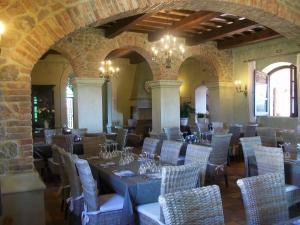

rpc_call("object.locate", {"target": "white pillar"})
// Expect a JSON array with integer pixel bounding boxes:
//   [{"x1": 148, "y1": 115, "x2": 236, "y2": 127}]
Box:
[
  {"x1": 73, "y1": 77, "x2": 106, "y2": 133},
  {"x1": 296, "y1": 53, "x2": 300, "y2": 132},
  {"x1": 247, "y1": 61, "x2": 256, "y2": 123},
  {"x1": 149, "y1": 80, "x2": 182, "y2": 134}
]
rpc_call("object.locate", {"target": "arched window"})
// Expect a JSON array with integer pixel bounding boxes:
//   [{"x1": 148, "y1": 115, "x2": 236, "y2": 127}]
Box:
[
  {"x1": 255, "y1": 62, "x2": 297, "y2": 117},
  {"x1": 66, "y1": 76, "x2": 74, "y2": 128}
]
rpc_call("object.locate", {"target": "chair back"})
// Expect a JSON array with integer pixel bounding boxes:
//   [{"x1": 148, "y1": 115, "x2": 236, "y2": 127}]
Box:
[
  {"x1": 52, "y1": 135, "x2": 73, "y2": 153},
  {"x1": 72, "y1": 128, "x2": 87, "y2": 137},
  {"x1": 254, "y1": 145, "x2": 284, "y2": 176},
  {"x1": 240, "y1": 136, "x2": 261, "y2": 177},
  {"x1": 142, "y1": 137, "x2": 160, "y2": 155},
  {"x1": 185, "y1": 144, "x2": 212, "y2": 186},
  {"x1": 209, "y1": 134, "x2": 232, "y2": 165},
  {"x1": 44, "y1": 129, "x2": 57, "y2": 144},
  {"x1": 256, "y1": 127, "x2": 277, "y2": 147},
  {"x1": 163, "y1": 127, "x2": 183, "y2": 141},
  {"x1": 75, "y1": 159, "x2": 98, "y2": 212},
  {"x1": 244, "y1": 124, "x2": 257, "y2": 137},
  {"x1": 237, "y1": 173, "x2": 288, "y2": 225},
  {"x1": 160, "y1": 140, "x2": 183, "y2": 165},
  {"x1": 161, "y1": 163, "x2": 201, "y2": 196},
  {"x1": 52, "y1": 145, "x2": 69, "y2": 186},
  {"x1": 82, "y1": 136, "x2": 106, "y2": 157},
  {"x1": 159, "y1": 185, "x2": 225, "y2": 225},
  {"x1": 228, "y1": 125, "x2": 242, "y2": 146},
  {"x1": 116, "y1": 128, "x2": 128, "y2": 150}
]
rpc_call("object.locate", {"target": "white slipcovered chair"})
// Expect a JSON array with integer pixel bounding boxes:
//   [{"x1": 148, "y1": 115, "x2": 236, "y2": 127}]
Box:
[{"x1": 75, "y1": 159, "x2": 124, "y2": 225}]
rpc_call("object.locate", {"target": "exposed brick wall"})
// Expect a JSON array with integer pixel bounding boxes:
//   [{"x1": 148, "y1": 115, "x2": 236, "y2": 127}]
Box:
[{"x1": 0, "y1": 0, "x2": 299, "y2": 173}]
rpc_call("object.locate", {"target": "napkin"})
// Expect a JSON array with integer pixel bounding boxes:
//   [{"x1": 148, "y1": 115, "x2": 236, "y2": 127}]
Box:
[{"x1": 114, "y1": 170, "x2": 135, "y2": 177}]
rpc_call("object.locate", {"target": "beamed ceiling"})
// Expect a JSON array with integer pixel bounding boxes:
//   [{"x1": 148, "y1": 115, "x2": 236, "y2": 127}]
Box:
[
  {"x1": 97, "y1": 9, "x2": 281, "y2": 49},
  {"x1": 41, "y1": 9, "x2": 281, "y2": 63}
]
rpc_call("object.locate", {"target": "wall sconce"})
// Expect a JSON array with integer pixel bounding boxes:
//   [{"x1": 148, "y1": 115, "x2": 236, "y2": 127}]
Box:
[
  {"x1": 234, "y1": 80, "x2": 247, "y2": 96},
  {"x1": 0, "y1": 21, "x2": 5, "y2": 54}
]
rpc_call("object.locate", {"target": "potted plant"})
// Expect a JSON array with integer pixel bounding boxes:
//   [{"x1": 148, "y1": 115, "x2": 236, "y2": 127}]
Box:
[{"x1": 180, "y1": 102, "x2": 194, "y2": 126}]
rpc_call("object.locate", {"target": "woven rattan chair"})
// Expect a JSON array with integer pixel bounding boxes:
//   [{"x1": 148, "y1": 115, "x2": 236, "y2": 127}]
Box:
[
  {"x1": 185, "y1": 144, "x2": 212, "y2": 186},
  {"x1": 228, "y1": 125, "x2": 242, "y2": 158},
  {"x1": 254, "y1": 145, "x2": 300, "y2": 207},
  {"x1": 137, "y1": 163, "x2": 202, "y2": 225},
  {"x1": 75, "y1": 159, "x2": 124, "y2": 225},
  {"x1": 61, "y1": 151, "x2": 83, "y2": 220},
  {"x1": 159, "y1": 185, "x2": 225, "y2": 225},
  {"x1": 115, "y1": 128, "x2": 128, "y2": 150},
  {"x1": 160, "y1": 140, "x2": 183, "y2": 165},
  {"x1": 237, "y1": 173, "x2": 289, "y2": 225},
  {"x1": 163, "y1": 127, "x2": 183, "y2": 141},
  {"x1": 207, "y1": 133, "x2": 232, "y2": 187},
  {"x1": 243, "y1": 124, "x2": 257, "y2": 137},
  {"x1": 142, "y1": 137, "x2": 160, "y2": 155},
  {"x1": 240, "y1": 136, "x2": 261, "y2": 177},
  {"x1": 51, "y1": 146, "x2": 70, "y2": 214},
  {"x1": 82, "y1": 136, "x2": 106, "y2": 157},
  {"x1": 256, "y1": 127, "x2": 277, "y2": 147}
]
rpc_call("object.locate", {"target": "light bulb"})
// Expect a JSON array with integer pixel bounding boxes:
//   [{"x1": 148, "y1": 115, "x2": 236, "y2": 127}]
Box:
[{"x1": 0, "y1": 21, "x2": 5, "y2": 35}]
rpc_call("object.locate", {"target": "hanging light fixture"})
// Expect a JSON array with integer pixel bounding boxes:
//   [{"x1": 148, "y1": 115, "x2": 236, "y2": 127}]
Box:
[
  {"x1": 151, "y1": 34, "x2": 185, "y2": 68},
  {"x1": 99, "y1": 60, "x2": 120, "y2": 80}
]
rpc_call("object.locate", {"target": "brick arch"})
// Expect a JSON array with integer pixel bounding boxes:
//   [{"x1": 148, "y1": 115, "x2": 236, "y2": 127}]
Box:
[
  {"x1": 1, "y1": 0, "x2": 300, "y2": 173},
  {"x1": 175, "y1": 43, "x2": 233, "y2": 81}
]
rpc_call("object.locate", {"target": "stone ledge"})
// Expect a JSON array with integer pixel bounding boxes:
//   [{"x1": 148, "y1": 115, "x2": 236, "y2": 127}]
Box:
[{"x1": 0, "y1": 172, "x2": 45, "y2": 194}]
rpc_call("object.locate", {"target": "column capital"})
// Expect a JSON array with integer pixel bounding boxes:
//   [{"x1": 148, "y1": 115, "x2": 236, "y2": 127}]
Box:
[
  {"x1": 73, "y1": 77, "x2": 106, "y2": 86},
  {"x1": 148, "y1": 80, "x2": 182, "y2": 89}
]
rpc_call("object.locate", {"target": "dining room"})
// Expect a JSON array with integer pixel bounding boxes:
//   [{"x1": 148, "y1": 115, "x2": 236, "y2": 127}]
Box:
[{"x1": 1, "y1": 1, "x2": 300, "y2": 225}]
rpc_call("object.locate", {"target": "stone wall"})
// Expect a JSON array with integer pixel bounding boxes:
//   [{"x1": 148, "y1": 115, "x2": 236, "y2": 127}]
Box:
[{"x1": 0, "y1": 0, "x2": 299, "y2": 173}]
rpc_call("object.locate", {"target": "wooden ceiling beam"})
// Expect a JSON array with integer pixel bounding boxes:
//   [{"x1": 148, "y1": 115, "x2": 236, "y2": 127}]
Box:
[
  {"x1": 186, "y1": 19, "x2": 258, "y2": 45},
  {"x1": 105, "y1": 14, "x2": 150, "y2": 38},
  {"x1": 217, "y1": 29, "x2": 281, "y2": 49},
  {"x1": 148, "y1": 11, "x2": 220, "y2": 42}
]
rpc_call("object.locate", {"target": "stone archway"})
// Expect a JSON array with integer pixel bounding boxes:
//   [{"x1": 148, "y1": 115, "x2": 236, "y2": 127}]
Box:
[{"x1": 1, "y1": 0, "x2": 300, "y2": 172}]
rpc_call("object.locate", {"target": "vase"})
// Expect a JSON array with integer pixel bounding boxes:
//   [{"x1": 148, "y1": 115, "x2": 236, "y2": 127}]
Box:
[{"x1": 43, "y1": 120, "x2": 49, "y2": 128}]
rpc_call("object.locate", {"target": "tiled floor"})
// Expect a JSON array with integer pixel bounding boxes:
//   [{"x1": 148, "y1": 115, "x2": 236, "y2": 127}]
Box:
[{"x1": 44, "y1": 161, "x2": 247, "y2": 225}]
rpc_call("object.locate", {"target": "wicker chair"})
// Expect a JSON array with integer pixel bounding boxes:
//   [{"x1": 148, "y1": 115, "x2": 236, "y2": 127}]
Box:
[
  {"x1": 243, "y1": 124, "x2": 257, "y2": 137},
  {"x1": 163, "y1": 127, "x2": 183, "y2": 141},
  {"x1": 254, "y1": 145, "x2": 300, "y2": 207},
  {"x1": 228, "y1": 125, "x2": 242, "y2": 158},
  {"x1": 256, "y1": 127, "x2": 277, "y2": 147},
  {"x1": 51, "y1": 146, "x2": 70, "y2": 214},
  {"x1": 159, "y1": 185, "x2": 225, "y2": 225},
  {"x1": 207, "y1": 134, "x2": 232, "y2": 187},
  {"x1": 237, "y1": 173, "x2": 289, "y2": 225},
  {"x1": 160, "y1": 140, "x2": 183, "y2": 165},
  {"x1": 185, "y1": 144, "x2": 212, "y2": 186},
  {"x1": 240, "y1": 136, "x2": 261, "y2": 177},
  {"x1": 137, "y1": 163, "x2": 202, "y2": 225},
  {"x1": 75, "y1": 159, "x2": 124, "y2": 225},
  {"x1": 82, "y1": 136, "x2": 106, "y2": 157},
  {"x1": 115, "y1": 128, "x2": 128, "y2": 150},
  {"x1": 61, "y1": 151, "x2": 83, "y2": 219},
  {"x1": 142, "y1": 137, "x2": 161, "y2": 155},
  {"x1": 72, "y1": 128, "x2": 88, "y2": 137}
]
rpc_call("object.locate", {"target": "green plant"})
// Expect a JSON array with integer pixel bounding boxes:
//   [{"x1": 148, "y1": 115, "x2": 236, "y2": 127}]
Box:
[{"x1": 180, "y1": 102, "x2": 194, "y2": 118}]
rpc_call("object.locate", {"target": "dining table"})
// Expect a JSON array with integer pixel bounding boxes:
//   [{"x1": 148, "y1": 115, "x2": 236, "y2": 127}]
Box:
[{"x1": 88, "y1": 156, "x2": 164, "y2": 225}]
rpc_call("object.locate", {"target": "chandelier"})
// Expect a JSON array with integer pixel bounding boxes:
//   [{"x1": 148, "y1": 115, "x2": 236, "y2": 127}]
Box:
[
  {"x1": 99, "y1": 60, "x2": 120, "y2": 79},
  {"x1": 151, "y1": 34, "x2": 185, "y2": 68}
]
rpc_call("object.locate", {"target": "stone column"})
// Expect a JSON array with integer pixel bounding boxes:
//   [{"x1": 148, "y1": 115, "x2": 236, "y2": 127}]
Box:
[
  {"x1": 73, "y1": 77, "x2": 106, "y2": 133},
  {"x1": 247, "y1": 61, "x2": 256, "y2": 123},
  {"x1": 297, "y1": 53, "x2": 300, "y2": 132},
  {"x1": 149, "y1": 80, "x2": 182, "y2": 134}
]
